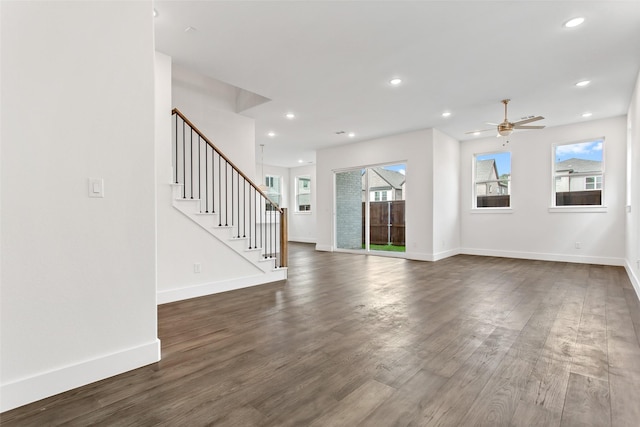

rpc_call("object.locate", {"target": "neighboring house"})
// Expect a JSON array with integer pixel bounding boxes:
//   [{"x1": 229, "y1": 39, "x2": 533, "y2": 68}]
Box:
[
  {"x1": 555, "y1": 158, "x2": 603, "y2": 192},
  {"x1": 265, "y1": 174, "x2": 281, "y2": 206},
  {"x1": 297, "y1": 176, "x2": 311, "y2": 211},
  {"x1": 475, "y1": 159, "x2": 508, "y2": 196},
  {"x1": 363, "y1": 167, "x2": 406, "y2": 201}
]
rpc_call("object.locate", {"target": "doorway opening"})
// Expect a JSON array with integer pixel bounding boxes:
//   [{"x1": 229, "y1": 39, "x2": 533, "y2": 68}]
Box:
[{"x1": 335, "y1": 163, "x2": 406, "y2": 254}]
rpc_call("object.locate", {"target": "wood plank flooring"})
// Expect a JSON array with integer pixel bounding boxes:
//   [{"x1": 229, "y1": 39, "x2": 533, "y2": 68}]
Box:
[{"x1": 3, "y1": 243, "x2": 640, "y2": 426}]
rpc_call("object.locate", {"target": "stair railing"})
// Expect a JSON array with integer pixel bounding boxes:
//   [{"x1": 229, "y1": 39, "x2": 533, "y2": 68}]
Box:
[{"x1": 172, "y1": 108, "x2": 287, "y2": 268}]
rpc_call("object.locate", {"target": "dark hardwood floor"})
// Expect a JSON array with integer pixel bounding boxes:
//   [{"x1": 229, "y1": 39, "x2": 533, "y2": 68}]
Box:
[{"x1": 3, "y1": 243, "x2": 640, "y2": 426}]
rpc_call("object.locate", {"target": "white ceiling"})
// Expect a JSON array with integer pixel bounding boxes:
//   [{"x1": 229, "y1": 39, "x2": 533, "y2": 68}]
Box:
[{"x1": 154, "y1": 1, "x2": 640, "y2": 168}]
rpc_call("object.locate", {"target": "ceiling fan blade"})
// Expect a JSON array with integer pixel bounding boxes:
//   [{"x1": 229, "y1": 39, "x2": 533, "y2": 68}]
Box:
[
  {"x1": 485, "y1": 122, "x2": 500, "y2": 126},
  {"x1": 514, "y1": 125, "x2": 545, "y2": 130},
  {"x1": 465, "y1": 128, "x2": 495, "y2": 134},
  {"x1": 513, "y1": 116, "x2": 544, "y2": 126}
]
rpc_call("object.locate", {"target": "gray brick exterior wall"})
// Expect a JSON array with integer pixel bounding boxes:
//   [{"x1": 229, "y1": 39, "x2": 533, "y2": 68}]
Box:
[{"x1": 336, "y1": 170, "x2": 362, "y2": 249}]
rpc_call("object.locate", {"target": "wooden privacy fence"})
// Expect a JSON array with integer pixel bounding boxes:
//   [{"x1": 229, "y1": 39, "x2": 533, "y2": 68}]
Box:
[
  {"x1": 556, "y1": 190, "x2": 601, "y2": 206},
  {"x1": 476, "y1": 195, "x2": 510, "y2": 208},
  {"x1": 362, "y1": 200, "x2": 405, "y2": 246}
]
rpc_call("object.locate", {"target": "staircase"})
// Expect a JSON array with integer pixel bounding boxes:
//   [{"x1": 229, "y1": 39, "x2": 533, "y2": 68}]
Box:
[{"x1": 171, "y1": 108, "x2": 287, "y2": 280}]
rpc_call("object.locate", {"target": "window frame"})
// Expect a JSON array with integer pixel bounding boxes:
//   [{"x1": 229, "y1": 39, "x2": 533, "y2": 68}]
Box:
[
  {"x1": 472, "y1": 150, "x2": 512, "y2": 211},
  {"x1": 585, "y1": 176, "x2": 602, "y2": 190},
  {"x1": 264, "y1": 174, "x2": 281, "y2": 210},
  {"x1": 295, "y1": 175, "x2": 312, "y2": 213},
  {"x1": 551, "y1": 138, "x2": 605, "y2": 210}
]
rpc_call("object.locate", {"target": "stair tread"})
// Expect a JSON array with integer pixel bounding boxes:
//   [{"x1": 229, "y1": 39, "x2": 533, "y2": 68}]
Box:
[{"x1": 170, "y1": 182, "x2": 285, "y2": 276}]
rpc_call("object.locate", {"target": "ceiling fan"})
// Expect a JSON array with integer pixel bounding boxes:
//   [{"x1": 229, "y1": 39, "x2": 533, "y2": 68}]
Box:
[{"x1": 466, "y1": 99, "x2": 545, "y2": 137}]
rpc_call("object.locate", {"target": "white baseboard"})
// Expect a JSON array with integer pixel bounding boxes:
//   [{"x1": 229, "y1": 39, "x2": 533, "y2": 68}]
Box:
[
  {"x1": 624, "y1": 260, "x2": 640, "y2": 302},
  {"x1": 157, "y1": 270, "x2": 287, "y2": 305},
  {"x1": 431, "y1": 248, "x2": 461, "y2": 261},
  {"x1": 459, "y1": 247, "x2": 625, "y2": 266},
  {"x1": 315, "y1": 244, "x2": 333, "y2": 252},
  {"x1": 404, "y1": 251, "x2": 433, "y2": 261},
  {"x1": 288, "y1": 237, "x2": 316, "y2": 244},
  {"x1": 0, "y1": 339, "x2": 161, "y2": 413},
  {"x1": 403, "y1": 248, "x2": 460, "y2": 262}
]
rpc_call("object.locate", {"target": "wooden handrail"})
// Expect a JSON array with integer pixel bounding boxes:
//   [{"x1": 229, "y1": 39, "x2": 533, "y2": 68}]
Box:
[
  {"x1": 279, "y1": 208, "x2": 288, "y2": 268},
  {"x1": 172, "y1": 108, "x2": 283, "y2": 214}
]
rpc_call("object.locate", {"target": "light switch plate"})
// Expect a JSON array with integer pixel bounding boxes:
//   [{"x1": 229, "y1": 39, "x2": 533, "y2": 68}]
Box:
[{"x1": 89, "y1": 178, "x2": 104, "y2": 198}]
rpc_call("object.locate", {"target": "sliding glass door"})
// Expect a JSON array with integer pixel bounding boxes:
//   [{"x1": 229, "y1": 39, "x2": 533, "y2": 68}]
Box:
[{"x1": 335, "y1": 164, "x2": 406, "y2": 253}]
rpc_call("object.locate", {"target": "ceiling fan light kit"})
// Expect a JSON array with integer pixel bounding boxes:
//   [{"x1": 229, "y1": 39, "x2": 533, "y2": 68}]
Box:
[{"x1": 466, "y1": 99, "x2": 545, "y2": 137}]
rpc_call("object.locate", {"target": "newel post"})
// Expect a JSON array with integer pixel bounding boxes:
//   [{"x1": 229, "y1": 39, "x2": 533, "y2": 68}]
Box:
[{"x1": 280, "y1": 208, "x2": 288, "y2": 268}]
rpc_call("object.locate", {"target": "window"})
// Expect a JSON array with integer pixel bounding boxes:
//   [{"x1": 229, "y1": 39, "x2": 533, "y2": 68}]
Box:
[
  {"x1": 296, "y1": 176, "x2": 311, "y2": 212},
  {"x1": 474, "y1": 152, "x2": 511, "y2": 208},
  {"x1": 553, "y1": 139, "x2": 604, "y2": 206},
  {"x1": 373, "y1": 191, "x2": 389, "y2": 201},
  {"x1": 585, "y1": 176, "x2": 602, "y2": 190},
  {"x1": 264, "y1": 174, "x2": 281, "y2": 210}
]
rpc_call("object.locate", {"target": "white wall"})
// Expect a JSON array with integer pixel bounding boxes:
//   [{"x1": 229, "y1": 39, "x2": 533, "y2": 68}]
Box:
[
  {"x1": 460, "y1": 116, "x2": 627, "y2": 265},
  {"x1": 433, "y1": 129, "x2": 461, "y2": 260},
  {"x1": 155, "y1": 58, "x2": 271, "y2": 304},
  {"x1": 626, "y1": 70, "x2": 640, "y2": 295},
  {"x1": 316, "y1": 129, "x2": 439, "y2": 260},
  {"x1": 1, "y1": 1, "x2": 159, "y2": 411},
  {"x1": 288, "y1": 164, "x2": 317, "y2": 243},
  {"x1": 172, "y1": 64, "x2": 256, "y2": 176}
]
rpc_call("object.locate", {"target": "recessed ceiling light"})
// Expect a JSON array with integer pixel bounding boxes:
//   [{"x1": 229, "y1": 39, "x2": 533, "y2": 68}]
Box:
[
  {"x1": 582, "y1": 112, "x2": 593, "y2": 118},
  {"x1": 389, "y1": 78, "x2": 402, "y2": 86},
  {"x1": 442, "y1": 112, "x2": 451, "y2": 117},
  {"x1": 267, "y1": 131, "x2": 276, "y2": 137},
  {"x1": 564, "y1": 17, "x2": 585, "y2": 28},
  {"x1": 298, "y1": 159, "x2": 304, "y2": 163},
  {"x1": 575, "y1": 80, "x2": 591, "y2": 87},
  {"x1": 153, "y1": 8, "x2": 158, "y2": 17},
  {"x1": 285, "y1": 112, "x2": 296, "y2": 119},
  {"x1": 473, "y1": 131, "x2": 481, "y2": 136},
  {"x1": 348, "y1": 132, "x2": 356, "y2": 138}
]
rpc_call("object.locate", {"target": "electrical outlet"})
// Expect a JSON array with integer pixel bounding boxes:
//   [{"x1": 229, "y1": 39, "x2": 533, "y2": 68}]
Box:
[
  {"x1": 575, "y1": 242, "x2": 581, "y2": 249},
  {"x1": 194, "y1": 263, "x2": 201, "y2": 273}
]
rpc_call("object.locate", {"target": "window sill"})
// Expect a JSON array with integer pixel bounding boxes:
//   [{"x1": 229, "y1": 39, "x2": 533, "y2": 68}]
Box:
[
  {"x1": 548, "y1": 206, "x2": 608, "y2": 213},
  {"x1": 470, "y1": 208, "x2": 513, "y2": 214},
  {"x1": 294, "y1": 211, "x2": 312, "y2": 215}
]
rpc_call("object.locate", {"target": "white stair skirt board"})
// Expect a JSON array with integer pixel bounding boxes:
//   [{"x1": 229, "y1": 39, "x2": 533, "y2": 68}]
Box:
[
  {"x1": 168, "y1": 183, "x2": 287, "y2": 302},
  {"x1": 0, "y1": 339, "x2": 161, "y2": 413},
  {"x1": 158, "y1": 270, "x2": 288, "y2": 304},
  {"x1": 170, "y1": 183, "x2": 284, "y2": 274}
]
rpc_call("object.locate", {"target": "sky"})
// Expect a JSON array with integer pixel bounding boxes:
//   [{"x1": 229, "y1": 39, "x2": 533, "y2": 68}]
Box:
[
  {"x1": 475, "y1": 139, "x2": 603, "y2": 177},
  {"x1": 555, "y1": 140, "x2": 603, "y2": 162},
  {"x1": 379, "y1": 140, "x2": 602, "y2": 178},
  {"x1": 382, "y1": 164, "x2": 406, "y2": 175},
  {"x1": 477, "y1": 152, "x2": 511, "y2": 176}
]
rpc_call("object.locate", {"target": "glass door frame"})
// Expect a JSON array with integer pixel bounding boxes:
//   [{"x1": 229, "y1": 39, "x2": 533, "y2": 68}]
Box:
[{"x1": 333, "y1": 162, "x2": 407, "y2": 258}]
